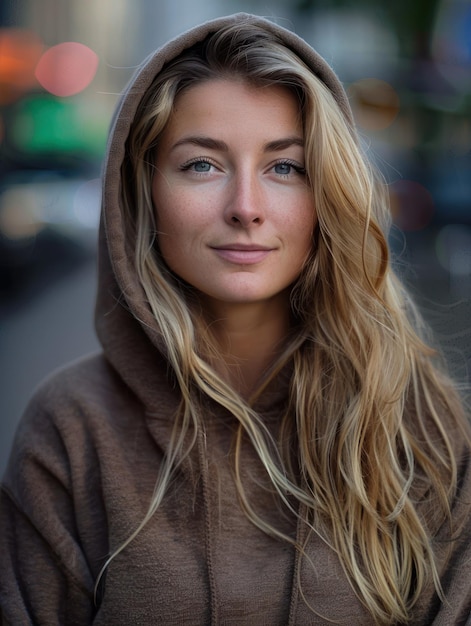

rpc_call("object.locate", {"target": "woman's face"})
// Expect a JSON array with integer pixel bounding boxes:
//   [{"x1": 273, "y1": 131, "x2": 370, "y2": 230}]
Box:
[{"x1": 152, "y1": 79, "x2": 316, "y2": 315}]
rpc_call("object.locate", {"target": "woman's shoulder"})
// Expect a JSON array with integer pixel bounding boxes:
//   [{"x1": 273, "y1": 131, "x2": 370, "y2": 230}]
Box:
[
  {"x1": 3, "y1": 354, "x2": 151, "y2": 487},
  {"x1": 19, "y1": 352, "x2": 146, "y2": 427},
  {"x1": 28, "y1": 352, "x2": 126, "y2": 406}
]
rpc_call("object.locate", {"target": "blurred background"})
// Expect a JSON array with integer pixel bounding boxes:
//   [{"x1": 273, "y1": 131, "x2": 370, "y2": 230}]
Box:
[{"x1": 1, "y1": 0, "x2": 470, "y2": 475}]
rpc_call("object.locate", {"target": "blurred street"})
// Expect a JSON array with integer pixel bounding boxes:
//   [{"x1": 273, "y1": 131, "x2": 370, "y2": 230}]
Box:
[
  {"x1": 0, "y1": 256, "x2": 99, "y2": 476},
  {"x1": 396, "y1": 229, "x2": 471, "y2": 388}
]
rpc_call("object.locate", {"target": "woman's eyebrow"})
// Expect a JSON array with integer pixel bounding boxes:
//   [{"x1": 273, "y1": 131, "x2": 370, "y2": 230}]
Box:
[
  {"x1": 263, "y1": 137, "x2": 304, "y2": 151},
  {"x1": 171, "y1": 136, "x2": 229, "y2": 152},
  {"x1": 170, "y1": 135, "x2": 304, "y2": 153}
]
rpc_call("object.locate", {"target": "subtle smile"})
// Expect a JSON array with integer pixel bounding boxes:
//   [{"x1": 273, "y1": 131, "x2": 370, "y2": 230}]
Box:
[{"x1": 210, "y1": 244, "x2": 274, "y2": 265}]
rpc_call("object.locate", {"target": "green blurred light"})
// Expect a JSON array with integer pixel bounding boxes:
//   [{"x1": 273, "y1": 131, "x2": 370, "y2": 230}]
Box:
[{"x1": 11, "y1": 94, "x2": 105, "y2": 156}]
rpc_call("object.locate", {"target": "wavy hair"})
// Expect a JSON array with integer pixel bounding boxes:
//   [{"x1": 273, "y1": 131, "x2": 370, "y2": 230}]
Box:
[{"x1": 103, "y1": 21, "x2": 470, "y2": 624}]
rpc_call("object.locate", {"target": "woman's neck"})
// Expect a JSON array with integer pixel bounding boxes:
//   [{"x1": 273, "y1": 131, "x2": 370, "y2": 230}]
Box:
[{"x1": 200, "y1": 295, "x2": 291, "y2": 397}]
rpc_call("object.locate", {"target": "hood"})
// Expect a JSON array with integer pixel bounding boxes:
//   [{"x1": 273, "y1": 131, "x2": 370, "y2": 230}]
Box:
[{"x1": 95, "y1": 12, "x2": 353, "y2": 410}]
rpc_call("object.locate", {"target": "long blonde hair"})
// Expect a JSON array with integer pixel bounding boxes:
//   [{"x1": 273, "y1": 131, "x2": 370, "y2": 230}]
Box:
[{"x1": 107, "y1": 22, "x2": 469, "y2": 623}]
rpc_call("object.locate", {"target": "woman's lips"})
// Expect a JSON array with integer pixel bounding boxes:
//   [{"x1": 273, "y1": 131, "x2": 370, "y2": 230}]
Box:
[{"x1": 211, "y1": 244, "x2": 273, "y2": 265}]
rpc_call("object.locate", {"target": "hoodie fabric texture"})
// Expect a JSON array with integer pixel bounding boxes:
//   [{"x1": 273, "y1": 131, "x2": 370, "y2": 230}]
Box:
[{"x1": 1, "y1": 13, "x2": 471, "y2": 626}]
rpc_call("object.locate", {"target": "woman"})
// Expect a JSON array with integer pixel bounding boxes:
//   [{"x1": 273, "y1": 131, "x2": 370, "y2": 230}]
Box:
[{"x1": 1, "y1": 13, "x2": 470, "y2": 625}]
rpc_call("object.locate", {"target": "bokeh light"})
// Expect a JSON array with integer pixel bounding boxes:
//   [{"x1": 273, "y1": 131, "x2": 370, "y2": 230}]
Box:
[
  {"x1": 11, "y1": 94, "x2": 94, "y2": 154},
  {"x1": 433, "y1": 1, "x2": 471, "y2": 66},
  {"x1": 348, "y1": 78, "x2": 400, "y2": 131},
  {"x1": 34, "y1": 42, "x2": 98, "y2": 97},
  {"x1": 73, "y1": 179, "x2": 101, "y2": 230},
  {"x1": 436, "y1": 224, "x2": 471, "y2": 277},
  {"x1": 0, "y1": 186, "x2": 43, "y2": 240},
  {"x1": 389, "y1": 180, "x2": 435, "y2": 231},
  {"x1": 0, "y1": 28, "x2": 44, "y2": 103}
]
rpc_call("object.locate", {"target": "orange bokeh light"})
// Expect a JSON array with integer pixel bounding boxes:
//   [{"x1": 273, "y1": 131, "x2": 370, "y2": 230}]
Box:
[
  {"x1": 348, "y1": 78, "x2": 400, "y2": 131},
  {"x1": 0, "y1": 28, "x2": 44, "y2": 103},
  {"x1": 35, "y1": 42, "x2": 98, "y2": 97}
]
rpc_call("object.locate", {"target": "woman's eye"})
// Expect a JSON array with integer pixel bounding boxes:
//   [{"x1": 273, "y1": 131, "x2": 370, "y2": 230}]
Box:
[
  {"x1": 180, "y1": 159, "x2": 214, "y2": 173},
  {"x1": 272, "y1": 161, "x2": 305, "y2": 177},
  {"x1": 192, "y1": 161, "x2": 212, "y2": 173},
  {"x1": 274, "y1": 162, "x2": 292, "y2": 175}
]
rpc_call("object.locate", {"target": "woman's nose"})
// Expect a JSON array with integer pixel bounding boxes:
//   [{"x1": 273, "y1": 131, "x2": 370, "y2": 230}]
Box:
[{"x1": 224, "y1": 171, "x2": 266, "y2": 227}]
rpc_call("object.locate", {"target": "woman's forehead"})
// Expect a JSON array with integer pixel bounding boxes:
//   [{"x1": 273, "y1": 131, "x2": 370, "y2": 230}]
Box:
[{"x1": 157, "y1": 79, "x2": 304, "y2": 152}]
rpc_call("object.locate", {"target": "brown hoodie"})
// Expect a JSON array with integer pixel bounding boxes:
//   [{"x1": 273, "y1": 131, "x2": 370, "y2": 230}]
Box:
[{"x1": 1, "y1": 13, "x2": 471, "y2": 626}]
